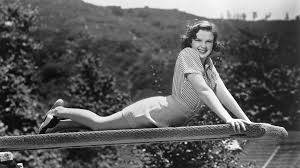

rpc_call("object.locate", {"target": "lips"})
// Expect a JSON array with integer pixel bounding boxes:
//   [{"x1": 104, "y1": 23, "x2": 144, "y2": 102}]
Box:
[{"x1": 197, "y1": 48, "x2": 207, "y2": 54}]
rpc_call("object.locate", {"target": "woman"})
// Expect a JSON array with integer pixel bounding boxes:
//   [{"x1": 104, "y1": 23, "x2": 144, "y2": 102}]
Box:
[{"x1": 39, "y1": 20, "x2": 251, "y2": 134}]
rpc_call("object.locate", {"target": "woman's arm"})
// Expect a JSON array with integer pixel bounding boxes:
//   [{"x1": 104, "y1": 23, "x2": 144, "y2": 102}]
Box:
[
  {"x1": 187, "y1": 73, "x2": 249, "y2": 133},
  {"x1": 215, "y1": 77, "x2": 251, "y2": 122},
  {"x1": 187, "y1": 73, "x2": 232, "y2": 122}
]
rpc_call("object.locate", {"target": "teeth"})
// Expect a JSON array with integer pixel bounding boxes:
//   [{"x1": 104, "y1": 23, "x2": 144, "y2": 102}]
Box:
[{"x1": 198, "y1": 49, "x2": 206, "y2": 53}]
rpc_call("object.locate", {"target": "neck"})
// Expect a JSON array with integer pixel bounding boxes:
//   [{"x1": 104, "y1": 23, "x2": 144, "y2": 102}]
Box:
[{"x1": 200, "y1": 57, "x2": 209, "y2": 65}]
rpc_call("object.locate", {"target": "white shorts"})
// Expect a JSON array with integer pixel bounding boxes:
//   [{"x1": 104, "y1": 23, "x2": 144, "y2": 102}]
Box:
[{"x1": 121, "y1": 95, "x2": 189, "y2": 128}]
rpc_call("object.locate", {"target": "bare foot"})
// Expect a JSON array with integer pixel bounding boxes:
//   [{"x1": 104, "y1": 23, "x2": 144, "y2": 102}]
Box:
[{"x1": 38, "y1": 99, "x2": 64, "y2": 134}]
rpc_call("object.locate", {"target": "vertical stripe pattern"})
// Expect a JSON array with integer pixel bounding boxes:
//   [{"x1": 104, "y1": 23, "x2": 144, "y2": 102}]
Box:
[{"x1": 172, "y1": 47, "x2": 220, "y2": 112}]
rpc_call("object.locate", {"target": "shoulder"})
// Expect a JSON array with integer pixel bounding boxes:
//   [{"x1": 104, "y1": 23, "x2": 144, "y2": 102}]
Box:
[
  {"x1": 178, "y1": 47, "x2": 199, "y2": 59},
  {"x1": 208, "y1": 58, "x2": 217, "y2": 70},
  {"x1": 208, "y1": 58, "x2": 220, "y2": 77},
  {"x1": 208, "y1": 58, "x2": 214, "y2": 67},
  {"x1": 179, "y1": 47, "x2": 197, "y2": 55}
]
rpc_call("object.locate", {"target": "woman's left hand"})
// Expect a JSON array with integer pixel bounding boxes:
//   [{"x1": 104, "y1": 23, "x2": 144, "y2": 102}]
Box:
[{"x1": 226, "y1": 119, "x2": 251, "y2": 133}]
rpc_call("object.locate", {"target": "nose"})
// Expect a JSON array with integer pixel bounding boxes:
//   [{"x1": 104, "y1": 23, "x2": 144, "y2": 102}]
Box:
[{"x1": 199, "y1": 41, "x2": 206, "y2": 48}]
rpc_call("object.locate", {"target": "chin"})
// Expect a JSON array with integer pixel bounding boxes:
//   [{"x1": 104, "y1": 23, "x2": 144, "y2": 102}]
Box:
[{"x1": 199, "y1": 55, "x2": 207, "y2": 59}]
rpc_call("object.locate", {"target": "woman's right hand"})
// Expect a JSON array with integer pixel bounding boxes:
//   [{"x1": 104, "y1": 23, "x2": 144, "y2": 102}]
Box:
[{"x1": 226, "y1": 118, "x2": 251, "y2": 133}]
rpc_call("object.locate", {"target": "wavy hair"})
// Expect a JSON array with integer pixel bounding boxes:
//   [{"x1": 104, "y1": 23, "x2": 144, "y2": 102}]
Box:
[{"x1": 181, "y1": 20, "x2": 220, "y2": 52}]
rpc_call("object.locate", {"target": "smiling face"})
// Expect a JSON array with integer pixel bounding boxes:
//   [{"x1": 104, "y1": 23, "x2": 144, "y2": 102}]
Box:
[{"x1": 191, "y1": 29, "x2": 214, "y2": 61}]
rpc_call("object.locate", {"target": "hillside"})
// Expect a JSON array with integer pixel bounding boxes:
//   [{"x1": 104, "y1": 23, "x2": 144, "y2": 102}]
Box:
[
  {"x1": 0, "y1": 1, "x2": 299, "y2": 167},
  {"x1": 21, "y1": 0, "x2": 299, "y2": 60},
  {"x1": 16, "y1": 0, "x2": 299, "y2": 100}
]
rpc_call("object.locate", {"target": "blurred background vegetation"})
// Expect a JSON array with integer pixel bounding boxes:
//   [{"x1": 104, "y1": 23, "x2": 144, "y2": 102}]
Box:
[{"x1": 0, "y1": 0, "x2": 299, "y2": 167}]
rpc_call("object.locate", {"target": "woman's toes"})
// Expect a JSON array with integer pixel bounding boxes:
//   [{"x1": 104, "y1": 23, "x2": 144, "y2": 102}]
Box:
[
  {"x1": 51, "y1": 99, "x2": 64, "y2": 109},
  {"x1": 56, "y1": 99, "x2": 64, "y2": 106}
]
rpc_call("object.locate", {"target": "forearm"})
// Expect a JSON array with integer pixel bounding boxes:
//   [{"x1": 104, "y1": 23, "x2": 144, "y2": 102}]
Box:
[
  {"x1": 187, "y1": 73, "x2": 234, "y2": 122},
  {"x1": 198, "y1": 89, "x2": 233, "y2": 122},
  {"x1": 216, "y1": 82, "x2": 250, "y2": 121},
  {"x1": 222, "y1": 94, "x2": 249, "y2": 121}
]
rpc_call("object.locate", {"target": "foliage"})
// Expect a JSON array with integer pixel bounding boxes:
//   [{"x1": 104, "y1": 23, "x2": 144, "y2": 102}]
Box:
[
  {"x1": 0, "y1": 2, "x2": 130, "y2": 168},
  {"x1": 222, "y1": 35, "x2": 300, "y2": 128},
  {"x1": 33, "y1": 27, "x2": 132, "y2": 168},
  {"x1": 1, "y1": 1, "x2": 299, "y2": 168},
  {"x1": 0, "y1": 0, "x2": 42, "y2": 134},
  {"x1": 64, "y1": 51, "x2": 131, "y2": 117},
  {"x1": 0, "y1": 1, "x2": 64, "y2": 168},
  {"x1": 109, "y1": 6, "x2": 124, "y2": 16},
  {"x1": 130, "y1": 105, "x2": 250, "y2": 168}
]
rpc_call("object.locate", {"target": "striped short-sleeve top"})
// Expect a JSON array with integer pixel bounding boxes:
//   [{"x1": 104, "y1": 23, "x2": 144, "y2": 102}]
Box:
[{"x1": 172, "y1": 47, "x2": 220, "y2": 112}]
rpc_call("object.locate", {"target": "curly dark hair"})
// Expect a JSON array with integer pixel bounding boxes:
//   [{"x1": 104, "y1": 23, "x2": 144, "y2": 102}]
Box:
[{"x1": 181, "y1": 20, "x2": 220, "y2": 52}]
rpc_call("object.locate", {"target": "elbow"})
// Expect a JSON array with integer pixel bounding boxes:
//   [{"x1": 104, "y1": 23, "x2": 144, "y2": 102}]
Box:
[{"x1": 197, "y1": 87, "x2": 214, "y2": 98}]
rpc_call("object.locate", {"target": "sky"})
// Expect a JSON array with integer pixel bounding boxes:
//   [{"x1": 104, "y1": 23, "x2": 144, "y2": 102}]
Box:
[{"x1": 83, "y1": 0, "x2": 299, "y2": 20}]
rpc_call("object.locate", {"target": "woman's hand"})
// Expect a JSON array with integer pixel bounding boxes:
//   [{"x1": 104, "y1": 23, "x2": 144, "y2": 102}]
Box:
[{"x1": 226, "y1": 118, "x2": 251, "y2": 133}]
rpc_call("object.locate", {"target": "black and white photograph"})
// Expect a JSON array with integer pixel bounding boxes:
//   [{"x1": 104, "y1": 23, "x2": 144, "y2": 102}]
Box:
[{"x1": 0, "y1": 0, "x2": 299, "y2": 167}]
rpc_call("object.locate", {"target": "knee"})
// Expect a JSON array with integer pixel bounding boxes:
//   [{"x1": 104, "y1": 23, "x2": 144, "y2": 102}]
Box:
[
  {"x1": 90, "y1": 114, "x2": 132, "y2": 131},
  {"x1": 90, "y1": 117, "x2": 106, "y2": 131}
]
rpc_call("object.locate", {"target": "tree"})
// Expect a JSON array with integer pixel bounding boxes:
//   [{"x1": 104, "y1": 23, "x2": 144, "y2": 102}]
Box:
[
  {"x1": 220, "y1": 13, "x2": 224, "y2": 20},
  {"x1": 109, "y1": 6, "x2": 123, "y2": 16},
  {"x1": 252, "y1": 12, "x2": 257, "y2": 20},
  {"x1": 137, "y1": 105, "x2": 251, "y2": 168},
  {"x1": 264, "y1": 12, "x2": 271, "y2": 20},
  {"x1": 242, "y1": 13, "x2": 247, "y2": 20},
  {"x1": 0, "y1": 2, "x2": 132, "y2": 167},
  {"x1": 224, "y1": 35, "x2": 300, "y2": 128},
  {"x1": 0, "y1": 1, "x2": 65, "y2": 168},
  {"x1": 285, "y1": 12, "x2": 289, "y2": 20},
  {"x1": 0, "y1": 0, "x2": 42, "y2": 133},
  {"x1": 59, "y1": 52, "x2": 132, "y2": 168},
  {"x1": 226, "y1": 10, "x2": 231, "y2": 19},
  {"x1": 64, "y1": 53, "x2": 130, "y2": 116}
]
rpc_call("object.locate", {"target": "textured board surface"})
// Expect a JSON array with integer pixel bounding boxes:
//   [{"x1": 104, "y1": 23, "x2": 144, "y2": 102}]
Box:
[{"x1": 0, "y1": 123, "x2": 287, "y2": 151}]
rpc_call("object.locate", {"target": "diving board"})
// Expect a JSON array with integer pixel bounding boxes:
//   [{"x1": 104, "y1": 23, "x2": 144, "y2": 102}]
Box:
[{"x1": 0, "y1": 123, "x2": 287, "y2": 151}]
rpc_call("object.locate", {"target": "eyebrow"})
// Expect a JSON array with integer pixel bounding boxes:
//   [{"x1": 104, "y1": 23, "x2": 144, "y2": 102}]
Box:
[{"x1": 195, "y1": 38, "x2": 213, "y2": 41}]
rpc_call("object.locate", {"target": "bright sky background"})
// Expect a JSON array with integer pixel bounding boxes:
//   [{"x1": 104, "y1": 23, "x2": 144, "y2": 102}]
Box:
[{"x1": 83, "y1": 0, "x2": 299, "y2": 20}]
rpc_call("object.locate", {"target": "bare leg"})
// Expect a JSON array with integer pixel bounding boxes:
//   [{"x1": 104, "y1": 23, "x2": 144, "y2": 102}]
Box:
[
  {"x1": 45, "y1": 119, "x2": 91, "y2": 133},
  {"x1": 54, "y1": 107, "x2": 133, "y2": 130},
  {"x1": 53, "y1": 119, "x2": 88, "y2": 129}
]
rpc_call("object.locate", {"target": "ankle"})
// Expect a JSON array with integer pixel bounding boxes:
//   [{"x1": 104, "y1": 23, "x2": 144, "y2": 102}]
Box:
[{"x1": 52, "y1": 106, "x2": 66, "y2": 118}]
